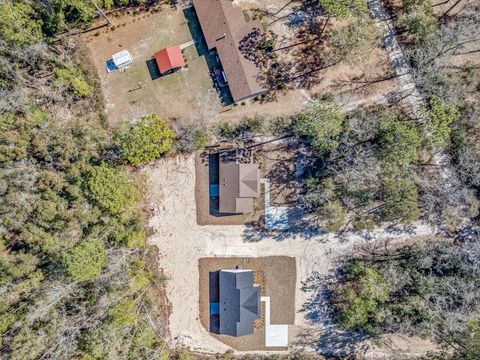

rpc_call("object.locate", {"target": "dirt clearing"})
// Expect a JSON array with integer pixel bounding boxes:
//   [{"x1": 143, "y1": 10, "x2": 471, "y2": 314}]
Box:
[
  {"x1": 84, "y1": 7, "x2": 216, "y2": 127},
  {"x1": 144, "y1": 154, "x2": 438, "y2": 357}
]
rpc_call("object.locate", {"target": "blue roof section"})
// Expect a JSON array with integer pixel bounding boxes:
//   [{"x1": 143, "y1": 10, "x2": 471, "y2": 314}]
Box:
[{"x1": 219, "y1": 270, "x2": 260, "y2": 337}]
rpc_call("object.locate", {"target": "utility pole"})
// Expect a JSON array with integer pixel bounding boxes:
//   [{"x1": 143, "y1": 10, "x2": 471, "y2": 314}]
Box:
[{"x1": 88, "y1": 0, "x2": 112, "y2": 25}]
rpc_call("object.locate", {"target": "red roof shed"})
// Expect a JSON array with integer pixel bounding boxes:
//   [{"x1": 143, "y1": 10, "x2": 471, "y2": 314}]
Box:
[{"x1": 155, "y1": 46, "x2": 185, "y2": 74}]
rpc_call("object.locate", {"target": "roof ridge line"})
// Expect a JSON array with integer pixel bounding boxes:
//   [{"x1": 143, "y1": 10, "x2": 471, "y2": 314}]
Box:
[{"x1": 217, "y1": 0, "x2": 257, "y2": 94}]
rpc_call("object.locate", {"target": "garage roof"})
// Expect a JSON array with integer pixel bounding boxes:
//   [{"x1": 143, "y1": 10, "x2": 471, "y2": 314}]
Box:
[{"x1": 155, "y1": 46, "x2": 185, "y2": 74}]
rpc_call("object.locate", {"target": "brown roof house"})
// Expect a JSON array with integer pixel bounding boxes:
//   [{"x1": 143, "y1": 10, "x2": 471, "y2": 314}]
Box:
[
  {"x1": 219, "y1": 149, "x2": 260, "y2": 214},
  {"x1": 193, "y1": 0, "x2": 267, "y2": 102}
]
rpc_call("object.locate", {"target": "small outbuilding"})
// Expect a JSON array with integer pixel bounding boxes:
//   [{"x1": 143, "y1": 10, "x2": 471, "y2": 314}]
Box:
[{"x1": 155, "y1": 46, "x2": 185, "y2": 75}]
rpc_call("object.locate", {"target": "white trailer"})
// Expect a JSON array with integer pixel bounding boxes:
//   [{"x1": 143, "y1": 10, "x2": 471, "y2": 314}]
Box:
[{"x1": 108, "y1": 50, "x2": 132, "y2": 72}]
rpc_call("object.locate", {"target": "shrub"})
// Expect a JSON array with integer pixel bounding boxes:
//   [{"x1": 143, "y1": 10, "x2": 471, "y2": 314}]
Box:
[
  {"x1": 382, "y1": 178, "x2": 420, "y2": 223},
  {"x1": 86, "y1": 165, "x2": 137, "y2": 215},
  {"x1": 115, "y1": 114, "x2": 176, "y2": 165},
  {"x1": 65, "y1": 238, "x2": 106, "y2": 282},
  {"x1": 54, "y1": 68, "x2": 92, "y2": 97},
  {"x1": 335, "y1": 263, "x2": 391, "y2": 332},
  {"x1": 244, "y1": 115, "x2": 268, "y2": 135},
  {"x1": 401, "y1": 11, "x2": 437, "y2": 43},
  {"x1": 293, "y1": 100, "x2": 345, "y2": 155},
  {"x1": 217, "y1": 121, "x2": 239, "y2": 139},
  {"x1": 80, "y1": 325, "x2": 110, "y2": 359},
  {"x1": 379, "y1": 118, "x2": 420, "y2": 166},
  {"x1": 131, "y1": 271, "x2": 151, "y2": 293},
  {"x1": 114, "y1": 229, "x2": 147, "y2": 249},
  {"x1": 320, "y1": 0, "x2": 368, "y2": 18},
  {"x1": 422, "y1": 96, "x2": 460, "y2": 149},
  {"x1": 403, "y1": 0, "x2": 432, "y2": 12},
  {"x1": 0, "y1": 312, "x2": 15, "y2": 345},
  {"x1": 130, "y1": 325, "x2": 159, "y2": 356},
  {"x1": 191, "y1": 128, "x2": 211, "y2": 151},
  {"x1": 0, "y1": 2, "x2": 42, "y2": 45},
  {"x1": 109, "y1": 299, "x2": 138, "y2": 327},
  {"x1": 321, "y1": 200, "x2": 347, "y2": 232}
]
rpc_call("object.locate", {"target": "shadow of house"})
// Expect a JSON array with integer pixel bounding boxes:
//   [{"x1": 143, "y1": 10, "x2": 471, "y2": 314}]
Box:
[
  {"x1": 183, "y1": 7, "x2": 234, "y2": 106},
  {"x1": 208, "y1": 153, "x2": 229, "y2": 217},
  {"x1": 146, "y1": 58, "x2": 162, "y2": 80},
  {"x1": 209, "y1": 271, "x2": 220, "y2": 333}
]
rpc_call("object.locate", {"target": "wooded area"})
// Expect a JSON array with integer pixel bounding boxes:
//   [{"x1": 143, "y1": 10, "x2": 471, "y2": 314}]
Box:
[
  {"x1": 0, "y1": 1, "x2": 171, "y2": 359},
  {"x1": 307, "y1": 0, "x2": 480, "y2": 358}
]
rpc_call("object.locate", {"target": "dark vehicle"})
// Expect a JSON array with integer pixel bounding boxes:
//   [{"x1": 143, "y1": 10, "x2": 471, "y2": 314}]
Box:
[{"x1": 211, "y1": 67, "x2": 228, "y2": 88}]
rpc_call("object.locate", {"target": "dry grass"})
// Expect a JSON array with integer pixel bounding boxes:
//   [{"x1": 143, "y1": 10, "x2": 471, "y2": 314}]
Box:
[{"x1": 84, "y1": 7, "x2": 216, "y2": 128}]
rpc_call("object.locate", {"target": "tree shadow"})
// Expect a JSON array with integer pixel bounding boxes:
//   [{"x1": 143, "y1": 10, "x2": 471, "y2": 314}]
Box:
[
  {"x1": 236, "y1": 0, "x2": 333, "y2": 101},
  {"x1": 385, "y1": 224, "x2": 417, "y2": 235},
  {"x1": 294, "y1": 270, "x2": 370, "y2": 358},
  {"x1": 257, "y1": 141, "x2": 298, "y2": 206},
  {"x1": 241, "y1": 213, "x2": 325, "y2": 242}
]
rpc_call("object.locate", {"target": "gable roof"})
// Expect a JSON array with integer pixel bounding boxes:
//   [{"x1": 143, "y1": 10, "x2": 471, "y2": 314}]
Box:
[
  {"x1": 192, "y1": 0, "x2": 267, "y2": 101},
  {"x1": 155, "y1": 46, "x2": 185, "y2": 73},
  {"x1": 219, "y1": 269, "x2": 260, "y2": 337},
  {"x1": 219, "y1": 150, "x2": 260, "y2": 214}
]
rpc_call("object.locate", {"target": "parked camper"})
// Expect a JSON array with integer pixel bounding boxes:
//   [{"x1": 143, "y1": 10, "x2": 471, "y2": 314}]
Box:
[{"x1": 106, "y1": 50, "x2": 133, "y2": 73}]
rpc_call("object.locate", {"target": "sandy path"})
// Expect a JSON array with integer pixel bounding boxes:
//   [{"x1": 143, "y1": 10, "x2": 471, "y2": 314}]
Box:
[
  {"x1": 369, "y1": 0, "x2": 424, "y2": 117},
  {"x1": 144, "y1": 155, "x2": 436, "y2": 356}
]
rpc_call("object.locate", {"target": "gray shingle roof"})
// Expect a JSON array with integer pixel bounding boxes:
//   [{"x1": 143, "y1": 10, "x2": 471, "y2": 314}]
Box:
[{"x1": 219, "y1": 269, "x2": 260, "y2": 337}]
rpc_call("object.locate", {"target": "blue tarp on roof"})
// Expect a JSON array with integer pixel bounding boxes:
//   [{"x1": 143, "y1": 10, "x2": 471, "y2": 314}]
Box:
[{"x1": 106, "y1": 59, "x2": 117, "y2": 73}]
